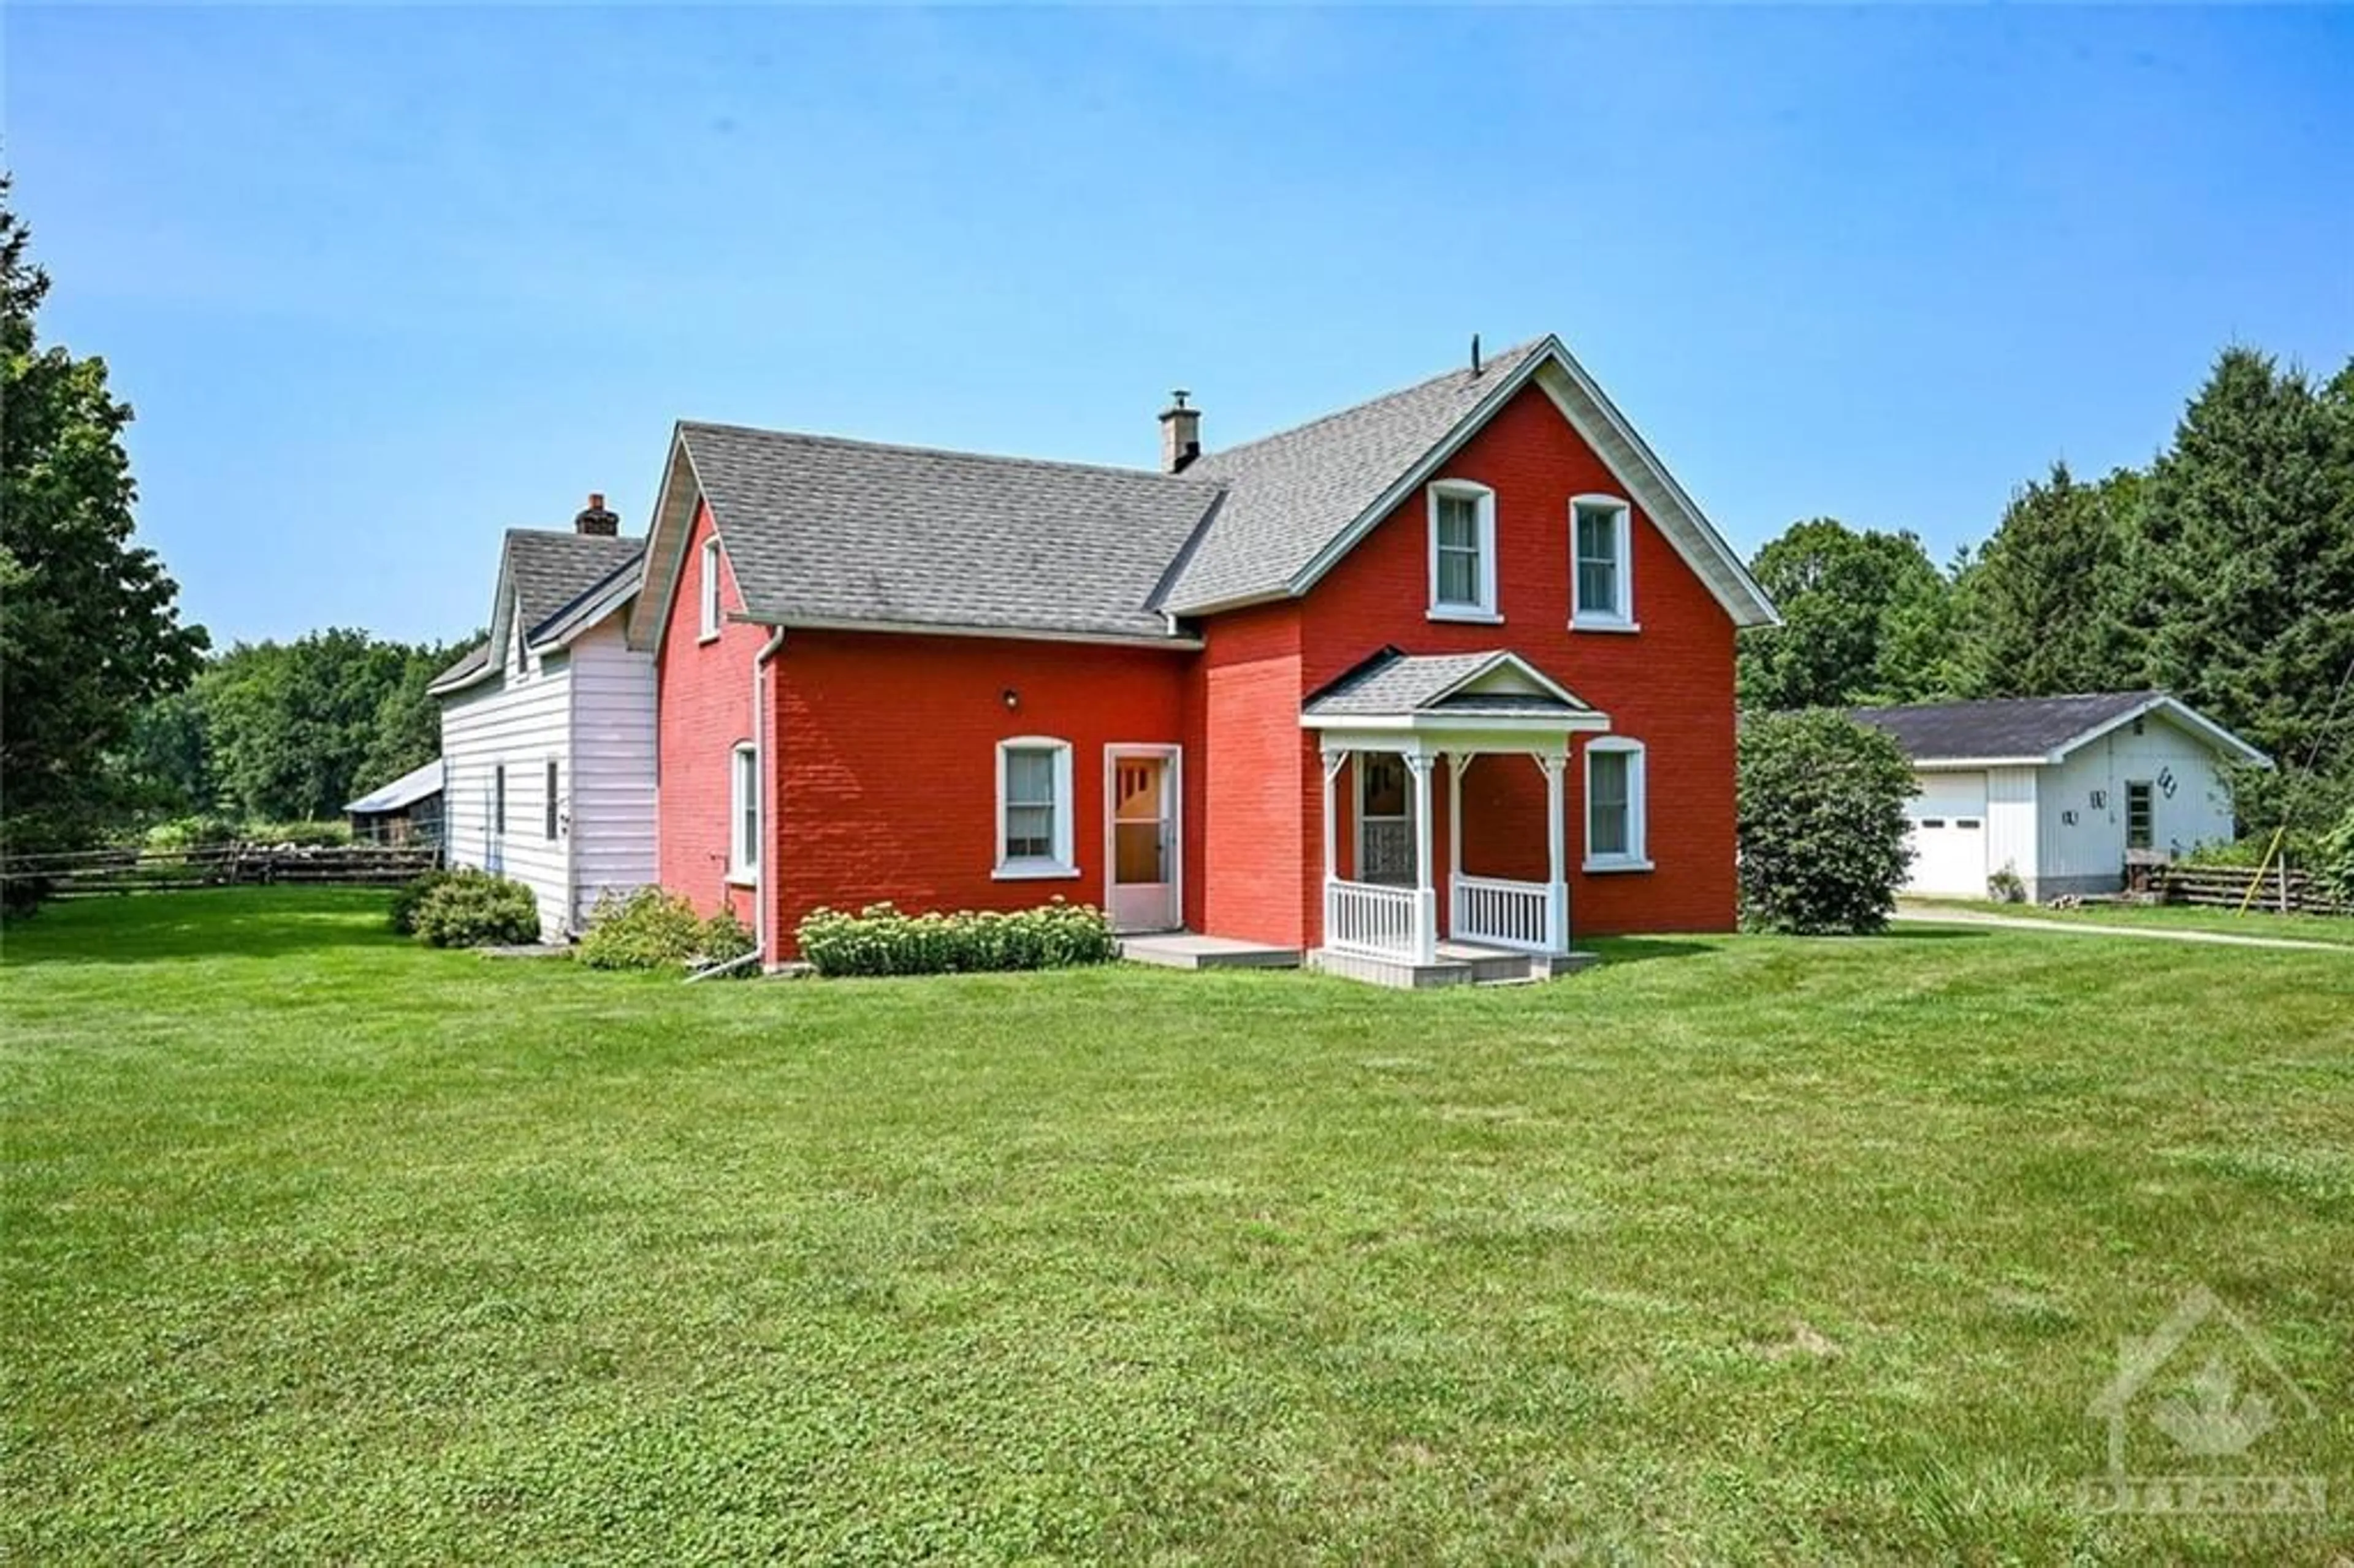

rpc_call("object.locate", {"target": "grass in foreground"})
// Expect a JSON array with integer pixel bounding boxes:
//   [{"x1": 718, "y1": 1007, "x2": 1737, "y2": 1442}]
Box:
[
  {"x1": 4, "y1": 890, "x2": 2352, "y2": 1564},
  {"x1": 1903, "y1": 894, "x2": 2354, "y2": 947}
]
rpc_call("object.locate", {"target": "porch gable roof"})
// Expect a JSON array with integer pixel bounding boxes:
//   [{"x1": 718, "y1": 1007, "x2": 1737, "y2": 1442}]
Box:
[{"x1": 1302, "y1": 647, "x2": 1606, "y2": 730}]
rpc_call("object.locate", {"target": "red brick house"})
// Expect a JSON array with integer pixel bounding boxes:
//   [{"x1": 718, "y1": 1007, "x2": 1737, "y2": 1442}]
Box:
[{"x1": 627, "y1": 337, "x2": 1777, "y2": 984}]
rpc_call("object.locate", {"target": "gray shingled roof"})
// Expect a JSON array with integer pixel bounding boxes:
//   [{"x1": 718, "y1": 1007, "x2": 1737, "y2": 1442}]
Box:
[
  {"x1": 506, "y1": 530, "x2": 644, "y2": 641},
  {"x1": 681, "y1": 424, "x2": 1224, "y2": 641},
  {"x1": 431, "y1": 530, "x2": 643, "y2": 691},
  {"x1": 1849, "y1": 692, "x2": 2163, "y2": 762},
  {"x1": 1303, "y1": 648, "x2": 1595, "y2": 719},
  {"x1": 1156, "y1": 340, "x2": 1552, "y2": 614},
  {"x1": 433, "y1": 641, "x2": 490, "y2": 687}
]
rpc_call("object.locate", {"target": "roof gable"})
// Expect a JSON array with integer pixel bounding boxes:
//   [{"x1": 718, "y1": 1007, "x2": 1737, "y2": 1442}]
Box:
[
  {"x1": 1303, "y1": 647, "x2": 1598, "y2": 720},
  {"x1": 1157, "y1": 335, "x2": 1778, "y2": 628},
  {"x1": 432, "y1": 528, "x2": 646, "y2": 695}
]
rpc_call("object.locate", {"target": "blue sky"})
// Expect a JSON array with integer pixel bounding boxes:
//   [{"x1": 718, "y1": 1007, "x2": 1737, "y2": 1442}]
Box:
[{"x1": 10, "y1": 6, "x2": 2350, "y2": 646}]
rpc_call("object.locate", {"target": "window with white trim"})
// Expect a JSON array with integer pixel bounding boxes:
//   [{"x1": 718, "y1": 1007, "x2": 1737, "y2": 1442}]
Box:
[
  {"x1": 699, "y1": 536, "x2": 723, "y2": 641},
  {"x1": 1584, "y1": 737, "x2": 1648, "y2": 870},
  {"x1": 1426, "y1": 480, "x2": 1498, "y2": 620},
  {"x1": 1571, "y1": 495, "x2": 1634, "y2": 628},
  {"x1": 729, "y1": 743, "x2": 759, "y2": 881},
  {"x1": 996, "y1": 738, "x2": 1076, "y2": 877}
]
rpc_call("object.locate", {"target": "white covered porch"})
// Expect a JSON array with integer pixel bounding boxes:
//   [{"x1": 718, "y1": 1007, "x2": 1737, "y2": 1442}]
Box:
[{"x1": 1302, "y1": 649, "x2": 1612, "y2": 981}]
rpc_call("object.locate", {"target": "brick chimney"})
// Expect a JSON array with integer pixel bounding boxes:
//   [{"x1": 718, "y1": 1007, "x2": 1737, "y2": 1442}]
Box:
[
  {"x1": 1159, "y1": 390, "x2": 1201, "y2": 474},
  {"x1": 573, "y1": 492, "x2": 620, "y2": 536}
]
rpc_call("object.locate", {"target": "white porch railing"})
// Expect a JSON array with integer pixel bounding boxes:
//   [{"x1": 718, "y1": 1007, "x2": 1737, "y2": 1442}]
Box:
[
  {"x1": 1450, "y1": 874, "x2": 1556, "y2": 952},
  {"x1": 1325, "y1": 877, "x2": 1419, "y2": 958}
]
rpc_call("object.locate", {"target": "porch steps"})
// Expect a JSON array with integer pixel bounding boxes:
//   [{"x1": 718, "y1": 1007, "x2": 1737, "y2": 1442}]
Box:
[
  {"x1": 1116, "y1": 932, "x2": 1301, "y2": 971},
  {"x1": 1309, "y1": 943, "x2": 1602, "y2": 989}
]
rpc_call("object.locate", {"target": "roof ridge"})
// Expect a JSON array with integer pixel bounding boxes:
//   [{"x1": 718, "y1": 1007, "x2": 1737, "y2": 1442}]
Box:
[
  {"x1": 1853, "y1": 690, "x2": 2160, "y2": 714},
  {"x1": 1190, "y1": 338, "x2": 1548, "y2": 468},
  {"x1": 679, "y1": 419, "x2": 1223, "y2": 489}
]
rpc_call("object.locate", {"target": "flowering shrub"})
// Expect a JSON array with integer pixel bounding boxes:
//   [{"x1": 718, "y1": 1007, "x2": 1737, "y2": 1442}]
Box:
[
  {"x1": 577, "y1": 887, "x2": 758, "y2": 972},
  {"x1": 795, "y1": 899, "x2": 1116, "y2": 978}
]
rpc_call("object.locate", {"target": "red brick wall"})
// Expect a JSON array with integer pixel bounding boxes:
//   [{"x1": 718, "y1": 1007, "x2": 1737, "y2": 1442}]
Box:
[
  {"x1": 767, "y1": 629, "x2": 1186, "y2": 959},
  {"x1": 1192, "y1": 602, "x2": 1309, "y2": 948},
  {"x1": 1290, "y1": 381, "x2": 1740, "y2": 939},
  {"x1": 653, "y1": 501, "x2": 765, "y2": 926}
]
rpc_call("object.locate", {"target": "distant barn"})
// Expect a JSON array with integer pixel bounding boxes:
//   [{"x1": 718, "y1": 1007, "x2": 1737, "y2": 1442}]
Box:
[{"x1": 344, "y1": 758, "x2": 446, "y2": 848}]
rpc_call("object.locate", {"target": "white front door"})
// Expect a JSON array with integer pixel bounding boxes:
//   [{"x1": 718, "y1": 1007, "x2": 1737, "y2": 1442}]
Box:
[
  {"x1": 1107, "y1": 748, "x2": 1180, "y2": 932},
  {"x1": 1905, "y1": 771, "x2": 1989, "y2": 896}
]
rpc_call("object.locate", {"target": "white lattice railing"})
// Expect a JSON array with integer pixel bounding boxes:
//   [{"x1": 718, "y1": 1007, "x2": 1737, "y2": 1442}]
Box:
[
  {"x1": 1325, "y1": 877, "x2": 1419, "y2": 958},
  {"x1": 1452, "y1": 875, "x2": 1556, "y2": 952}
]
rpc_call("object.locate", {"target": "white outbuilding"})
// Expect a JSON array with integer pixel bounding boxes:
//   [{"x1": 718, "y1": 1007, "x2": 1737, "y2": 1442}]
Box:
[
  {"x1": 430, "y1": 496, "x2": 657, "y2": 938},
  {"x1": 1849, "y1": 691, "x2": 2269, "y2": 902}
]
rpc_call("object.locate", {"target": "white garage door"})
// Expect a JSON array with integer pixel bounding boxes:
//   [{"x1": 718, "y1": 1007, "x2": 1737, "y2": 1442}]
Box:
[{"x1": 1904, "y1": 772, "x2": 1989, "y2": 896}]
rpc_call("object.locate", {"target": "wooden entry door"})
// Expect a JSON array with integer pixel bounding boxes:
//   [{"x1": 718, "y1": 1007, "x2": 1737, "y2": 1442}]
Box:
[
  {"x1": 1107, "y1": 749, "x2": 1180, "y2": 932},
  {"x1": 1357, "y1": 752, "x2": 1415, "y2": 886}
]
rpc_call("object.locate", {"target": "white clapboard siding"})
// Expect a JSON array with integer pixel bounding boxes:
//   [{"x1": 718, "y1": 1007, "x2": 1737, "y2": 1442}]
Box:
[
  {"x1": 440, "y1": 641, "x2": 576, "y2": 938},
  {"x1": 563, "y1": 615, "x2": 659, "y2": 926}
]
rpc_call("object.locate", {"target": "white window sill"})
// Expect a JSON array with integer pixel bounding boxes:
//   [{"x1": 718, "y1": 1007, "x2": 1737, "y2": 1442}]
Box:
[
  {"x1": 1572, "y1": 617, "x2": 1640, "y2": 634},
  {"x1": 993, "y1": 862, "x2": 1080, "y2": 882},
  {"x1": 1583, "y1": 856, "x2": 1654, "y2": 874},
  {"x1": 1428, "y1": 606, "x2": 1504, "y2": 625},
  {"x1": 725, "y1": 869, "x2": 756, "y2": 888},
  {"x1": 698, "y1": 630, "x2": 722, "y2": 646}
]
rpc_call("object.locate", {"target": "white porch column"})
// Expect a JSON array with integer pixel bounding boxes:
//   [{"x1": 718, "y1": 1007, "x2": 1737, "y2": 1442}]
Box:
[
  {"x1": 1406, "y1": 750, "x2": 1438, "y2": 964},
  {"x1": 1537, "y1": 751, "x2": 1568, "y2": 953},
  {"x1": 1320, "y1": 748, "x2": 1345, "y2": 883},
  {"x1": 1446, "y1": 753, "x2": 1476, "y2": 943}
]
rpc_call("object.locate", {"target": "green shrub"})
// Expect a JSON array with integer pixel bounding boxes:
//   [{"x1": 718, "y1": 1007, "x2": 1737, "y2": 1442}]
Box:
[
  {"x1": 410, "y1": 869, "x2": 542, "y2": 948},
  {"x1": 143, "y1": 815, "x2": 242, "y2": 851},
  {"x1": 1738, "y1": 710, "x2": 1917, "y2": 934},
  {"x1": 796, "y1": 899, "x2": 1115, "y2": 978},
  {"x1": 389, "y1": 869, "x2": 457, "y2": 935},
  {"x1": 576, "y1": 888, "x2": 757, "y2": 972},
  {"x1": 245, "y1": 819, "x2": 353, "y2": 848},
  {"x1": 2313, "y1": 804, "x2": 2354, "y2": 911},
  {"x1": 1987, "y1": 862, "x2": 2027, "y2": 904}
]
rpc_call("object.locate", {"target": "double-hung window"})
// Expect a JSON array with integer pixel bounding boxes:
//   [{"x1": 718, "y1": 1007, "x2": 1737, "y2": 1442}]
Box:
[
  {"x1": 1427, "y1": 481, "x2": 1498, "y2": 621},
  {"x1": 699, "y1": 536, "x2": 723, "y2": 641},
  {"x1": 996, "y1": 739, "x2": 1076, "y2": 878},
  {"x1": 1584, "y1": 737, "x2": 1649, "y2": 871},
  {"x1": 729, "y1": 743, "x2": 759, "y2": 882},
  {"x1": 1571, "y1": 495, "x2": 1634, "y2": 629}
]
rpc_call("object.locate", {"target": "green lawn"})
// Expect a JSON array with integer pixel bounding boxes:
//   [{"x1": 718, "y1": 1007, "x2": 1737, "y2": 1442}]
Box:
[
  {"x1": 1903, "y1": 894, "x2": 2354, "y2": 948},
  {"x1": 5, "y1": 891, "x2": 2352, "y2": 1564}
]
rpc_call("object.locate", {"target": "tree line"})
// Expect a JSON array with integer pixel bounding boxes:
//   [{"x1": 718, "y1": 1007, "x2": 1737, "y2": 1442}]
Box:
[
  {"x1": 1737, "y1": 347, "x2": 2354, "y2": 841},
  {"x1": 130, "y1": 630, "x2": 476, "y2": 826}
]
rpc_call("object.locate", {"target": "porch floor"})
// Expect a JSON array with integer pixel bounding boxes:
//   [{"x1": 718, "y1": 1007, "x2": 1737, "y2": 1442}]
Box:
[{"x1": 1116, "y1": 932, "x2": 1302, "y2": 971}]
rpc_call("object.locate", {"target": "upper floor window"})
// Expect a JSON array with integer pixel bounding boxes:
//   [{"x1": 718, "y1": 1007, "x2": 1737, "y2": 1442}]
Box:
[
  {"x1": 1426, "y1": 480, "x2": 1498, "y2": 622},
  {"x1": 1571, "y1": 495, "x2": 1634, "y2": 630},
  {"x1": 698, "y1": 536, "x2": 723, "y2": 641},
  {"x1": 996, "y1": 737, "x2": 1076, "y2": 879},
  {"x1": 1584, "y1": 736, "x2": 1650, "y2": 872}
]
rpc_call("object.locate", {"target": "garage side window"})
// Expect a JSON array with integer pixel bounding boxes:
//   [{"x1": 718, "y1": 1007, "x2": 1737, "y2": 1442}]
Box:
[{"x1": 2125, "y1": 780, "x2": 2154, "y2": 850}]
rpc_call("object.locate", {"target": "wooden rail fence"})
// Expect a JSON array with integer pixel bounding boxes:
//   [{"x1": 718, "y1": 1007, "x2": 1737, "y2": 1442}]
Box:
[
  {"x1": 0, "y1": 842, "x2": 441, "y2": 896},
  {"x1": 2154, "y1": 863, "x2": 2352, "y2": 918}
]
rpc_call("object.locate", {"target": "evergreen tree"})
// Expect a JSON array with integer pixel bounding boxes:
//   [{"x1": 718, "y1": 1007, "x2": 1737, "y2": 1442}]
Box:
[
  {"x1": 2137, "y1": 348, "x2": 2354, "y2": 783},
  {"x1": 1952, "y1": 463, "x2": 2149, "y2": 698}
]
